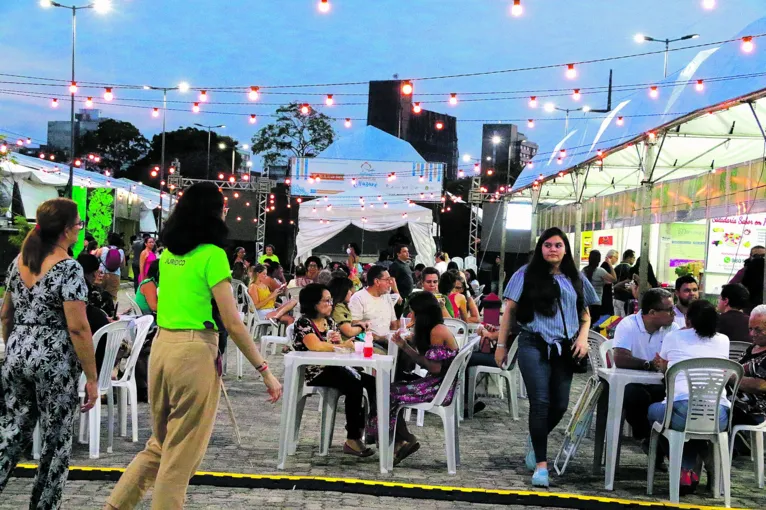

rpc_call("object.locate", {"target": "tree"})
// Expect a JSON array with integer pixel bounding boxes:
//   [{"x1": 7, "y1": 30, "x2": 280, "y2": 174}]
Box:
[
  {"x1": 123, "y1": 127, "x2": 242, "y2": 186},
  {"x1": 79, "y1": 119, "x2": 149, "y2": 177},
  {"x1": 251, "y1": 102, "x2": 335, "y2": 168}
]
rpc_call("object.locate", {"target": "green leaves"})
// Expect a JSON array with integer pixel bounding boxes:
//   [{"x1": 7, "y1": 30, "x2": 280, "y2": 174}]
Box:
[{"x1": 79, "y1": 119, "x2": 149, "y2": 176}]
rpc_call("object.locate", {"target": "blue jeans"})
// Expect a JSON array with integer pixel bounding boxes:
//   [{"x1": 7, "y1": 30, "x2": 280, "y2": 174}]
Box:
[
  {"x1": 647, "y1": 400, "x2": 729, "y2": 470},
  {"x1": 516, "y1": 332, "x2": 574, "y2": 463}
]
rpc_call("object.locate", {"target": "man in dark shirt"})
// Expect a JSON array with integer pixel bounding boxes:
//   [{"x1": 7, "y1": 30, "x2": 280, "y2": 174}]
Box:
[
  {"x1": 389, "y1": 244, "x2": 414, "y2": 317},
  {"x1": 612, "y1": 249, "x2": 635, "y2": 316},
  {"x1": 717, "y1": 283, "x2": 751, "y2": 344}
]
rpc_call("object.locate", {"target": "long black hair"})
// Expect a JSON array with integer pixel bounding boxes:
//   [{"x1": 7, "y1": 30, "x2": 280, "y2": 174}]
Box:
[
  {"x1": 686, "y1": 300, "x2": 718, "y2": 338},
  {"x1": 516, "y1": 227, "x2": 584, "y2": 324},
  {"x1": 583, "y1": 249, "x2": 602, "y2": 282},
  {"x1": 22, "y1": 198, "x2": 79, "y2": 274},
  {"x1": 161, "y1": 182, "x2": 228, "y2": 255},
  {"x1": 327, "y1": 276, "x2": 354, "y2": 312},
  {"x1": 408, "y1": 291, "x2": 444, "y2": 353}
]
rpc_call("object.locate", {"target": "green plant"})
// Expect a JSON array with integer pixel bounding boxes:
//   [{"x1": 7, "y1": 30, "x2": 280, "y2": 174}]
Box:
[
  {"x1": 86, "y1": 188, "x2": 114, "y2": 245},
  {"x1": 8, "y1": 215, "x2": 32, "y2": 248}
]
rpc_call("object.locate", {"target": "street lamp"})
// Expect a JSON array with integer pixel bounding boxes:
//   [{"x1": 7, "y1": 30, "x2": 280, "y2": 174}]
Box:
[
  {"x1": 544, "y1": 104, "x2": 597, "y2": 135},
  {"x1": 194, "y1": 123, "x2": 225, "y2": 179},
  {"x1": 634, "y1": 33, "x2": 700, "y2": 78},
  {"x1": 40, "y1": 0, "x2": 111, "y2": 197},
  {"x1": 145, "y1": 82, "x2": 190, "y2": 232},
  {"x1": 218, "y1": 142, "x2": 251, "y2": 176}
]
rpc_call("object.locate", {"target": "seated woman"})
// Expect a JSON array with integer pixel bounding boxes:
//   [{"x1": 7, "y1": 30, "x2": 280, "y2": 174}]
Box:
[
  {"x1": 328, "y1": 276, "x2": 369, "y2": 341},
  {"x1": 648, "y1": 299, "x2": 730, "y2": 495},
  {"x1": 248, "y1": 264, "x2": 285, "y2": 318},
  {"x1": 135, "y1": 259, "x2": 159, "y2": 315},
  {"x1": 439, "y1": 270, "x2": 479, "y2": 323},
  {"x1": 292, "y1": 283, "x2": 377, "y2": 457},
  {"x1": 464, "y1": 268, "x2": 481, "y2": 296},
  {"x1": 373, "y1": 292, "x2": 459, "y2": 465},
  {"x1": 455, "y1": 272, "x2": 481, "y2": 323}
]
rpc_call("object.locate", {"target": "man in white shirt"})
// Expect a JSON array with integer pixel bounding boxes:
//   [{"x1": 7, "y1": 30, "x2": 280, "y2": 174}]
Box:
[
  {"x1": 672, "y1": 275, "x2": 699, "y2": 329},
  {"x1": 434, "y1": 252, "x2": 448, "y2": 275},
  {"x1": 349, "y1": 265, "x2": 399, "y2": 342},
  {"x1": 611, "y1": 288, "x2": 678, "y2": 440}
]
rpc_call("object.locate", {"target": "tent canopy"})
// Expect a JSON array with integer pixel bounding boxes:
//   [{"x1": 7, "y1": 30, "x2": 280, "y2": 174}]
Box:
[
  {"x1": 512, "y1": 17, "x2": 766, "y2": 207},
  {"x1": 318, "y1": 125, "x2": 426, "y2": 163},
  {"x1": 296, "y1": 199, "x2": 436, "y2": 267}
]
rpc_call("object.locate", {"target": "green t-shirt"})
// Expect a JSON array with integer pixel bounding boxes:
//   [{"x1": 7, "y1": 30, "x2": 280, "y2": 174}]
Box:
[
  {"x1": 157, "y1": 244, "x2": 231, "y2": 330},
  {"x1": 258, "y1": 253, "x2": 280, "y2": 264}
]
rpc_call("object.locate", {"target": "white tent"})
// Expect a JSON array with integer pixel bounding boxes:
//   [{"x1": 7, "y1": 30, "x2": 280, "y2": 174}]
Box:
[{"x1": 296, "y1": 200, "x2": 436, "y2": 267}]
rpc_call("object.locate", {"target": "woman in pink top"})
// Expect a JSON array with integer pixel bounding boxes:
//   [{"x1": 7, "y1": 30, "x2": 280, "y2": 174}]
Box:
[{"x1": 139, "y1": 237, "x2": 157, "y2": 282}]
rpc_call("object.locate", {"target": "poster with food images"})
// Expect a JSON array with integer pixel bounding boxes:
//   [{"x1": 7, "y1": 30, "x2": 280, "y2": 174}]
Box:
[{"x1": 707, "y1": 215, "x2": 766, "y2": 274}]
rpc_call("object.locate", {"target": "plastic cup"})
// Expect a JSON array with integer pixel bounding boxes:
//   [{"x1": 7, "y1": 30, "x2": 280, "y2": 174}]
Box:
[{"x1": 354, "y1": 342, "x2": 364, "y2": 355}]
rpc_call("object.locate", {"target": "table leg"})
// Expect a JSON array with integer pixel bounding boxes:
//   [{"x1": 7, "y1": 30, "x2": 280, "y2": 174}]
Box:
[
  {"x1": 376, "y1": 367, "x2": 391, "y2": 474},
  {"x1": 277, "y1": 358, "x2": 298, "y2": 470},
  {"x1": 593, "y1": 380, "x2": 608, "y2": 474},
  {"x1": 604, "y1": 380, "x2": 625, "y2": 491}
]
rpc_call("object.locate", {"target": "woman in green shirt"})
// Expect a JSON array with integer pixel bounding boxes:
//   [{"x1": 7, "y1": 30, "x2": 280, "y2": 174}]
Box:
[
  {"x1": 106, "y1": 182, "x2": 282, "y2": 510},
  {"x1": 135, "y1": 259, "x2": 159, "y2": 315},
  {"x1": 328, "y1": 276, "x2": 369, "y2": 341}
]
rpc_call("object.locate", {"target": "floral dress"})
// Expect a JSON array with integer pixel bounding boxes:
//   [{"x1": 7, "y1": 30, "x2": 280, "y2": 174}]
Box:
[{"x1": 0, "y1": 257, "x2": 88, "y2": 509}]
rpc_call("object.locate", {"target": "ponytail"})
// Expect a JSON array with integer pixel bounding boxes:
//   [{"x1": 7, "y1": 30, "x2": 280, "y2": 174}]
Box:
[{"x1": 20, "y1": 198, "x2": 79, "y2": 274}]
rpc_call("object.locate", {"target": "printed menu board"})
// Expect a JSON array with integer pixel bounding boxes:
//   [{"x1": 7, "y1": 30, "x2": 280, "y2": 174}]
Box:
[{"x1": 707, "y1": 215, "x2": 766, "y2": 274}]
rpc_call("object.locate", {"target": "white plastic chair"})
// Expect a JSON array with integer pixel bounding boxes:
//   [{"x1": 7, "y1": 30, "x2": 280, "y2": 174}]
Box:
[
  {"x1": 443, "y1": 318, "x2": 469, "y2": 348},
  {"x1": 463, "y1": 255, "x2": 478, "y2": 273},
  {"x1": 291, "y1": 384, "x2": 343, "y2": 456},
  {"x1": 261, "y1": 323, "x2": 295, "y2": 357},
  {"x1": 391, "y1": 337, "x2": 480, "y2": 474},
  {"x1": 647, "y1": 358, "x2": 743, "y2": 506},
  {"x1": 728, "y1": 341, "x2": 751, "y2": 362},
  {"x1": 466, "y1": 334, "x2": 519, "y2": 420},
  {"x1": 730, "y1": 420, "x2": 766, "y2": 488},
  {"x1": 599, "y1": 339, "x2": 614, "y2": 369},
  {"x1": 113, "y1": 316, "x2": 154, "y2": 442},
  {"x1": 587, "y1": 330, "x2": 607, "y2": 375},
  {"x1": 77, "y1": 320, "x2": 132, "y2": 459},
  {"x1": 451, "y1": 257, "x2": 464, "y2": 270}
]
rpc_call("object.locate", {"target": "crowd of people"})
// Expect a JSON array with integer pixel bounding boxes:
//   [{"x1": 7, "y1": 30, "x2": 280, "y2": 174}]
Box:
[{"x1": 2, "y1": 188, "x2": 766, "y2": 507}]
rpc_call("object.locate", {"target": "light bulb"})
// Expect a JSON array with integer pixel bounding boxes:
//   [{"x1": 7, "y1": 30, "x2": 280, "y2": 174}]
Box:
[
  {"x1": 318, "y1": 0, "x2": 330, "y2": 13},
  {"x1": 616, "y1": 116, "x2": 624, "y2": 126},
  {"x1": 51, "y1": 98, "x2": 59, "y2": 108},
  {"x1": 26, "y1": 137, "x2": 31, "y2": 145},
  {"x1": 649, "y1": 86, "x2": 659, "y2": 98},
  {"x1": 529, "y1": 96, "x2": 537, "y2": 108},
  {"x1": 199, "y1": 90, "x2": 208, "y2": 102},
  {"x1": 401, "y1": 80, "x2": 413, "y2": 96},
  {"x1": 527, "y1": 119, "x2": 535, "y2": 128},
  {"x1": 69, "y1": 81, "x2": 77, "y2": 93},
  {"x1": 702, "y1": 0, "x2": 715, "y2": 9},
  {"x1": 325, "y1": 94, "x2": 334, "y2": 106},
  {"x1": 152, "y1": 108, "x2": 160, "y2": 118},
  {"x1": 560, "y1": 149, "x2": 566, "y2": 157},
  {"x1": 178, "y1": 82, "x2": 191, "y2": 93},
  {"x1": 544, "y1": 102, "x2": 555, "y2": 113},
  {"x1": 412, "y1": 102, "x2": 422, "y2": 114},
  {"x1": 458, "y1": 170, "x2": 464, "y2": 178},
  {"x1": 300, "y1": 104, "x2": 310, "y2": 115},
  {"x1": 696, "y1": 79, "x2": 704, "y2": 92},
  {"x1": 742, "y1": 36, "x2": 755, "y2": 53},
  {"x1": 344, "y1": 118, "x2": 352, "y2": 128},
  {"x1": 435, "y1": 120, "x2": 444, "y2": 130},
  {"x1": 572, "y1": 89, "x2": 581, "y2": 101},
  {"x1": 634, "y1": 33, "x2": 646, "y2": 44},
  {"x1": 449, "y1": 93, "x2": 458, "y2": 106},
  {"x1": 249, "y1": 86, "x2": 260, "y2": 101},
  {"x1": 510, "y1": 0, "x2": 522, "y2": 17},
  {"x1": 85, "y1": 97, "x2": 93, "y2": 108},
  {"x1": 250, "y1": 114, "x2": 257, "y2": 124},
  {"x1": 192, "y1": 102, "x2": 200, "y2": 113},
  {"x1": 566, "y1": 64, "x2": 577, "y2": 79},
  {"x1": 473, "y1": 163, "x2": 480, "y2": 173},
  {"x1": 104, "y1": 87, "x2": 113, "y2": 101},
  {"x1": 582, "y1": 105, "x2": 591, "y2": 113},
  {"x1": 93, "y1": 0, "x2": 111, "y2": 14}
]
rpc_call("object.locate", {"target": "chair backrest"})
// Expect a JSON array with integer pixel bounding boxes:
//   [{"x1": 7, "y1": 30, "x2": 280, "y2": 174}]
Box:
[
  {"x1": 475, "y1": 284, "x2": 485, "y2": 296},
  {"x1": 599, "y1": 339, "x2": 614, "y2": 369},
  {"x1": 664, "y1": 358, "x2": 743, "y2": 435},
  {"x1": 319, "y1": 255, "x2": 333, "y2": 268},
  {"x1": 501, "y1": 334, "x2": 520, "y2": 370},
  {"x1": 114, "y1": 316, "x2": 155, "y2": 385},
  {"x1": 587, "y1": 330, "x2": 607, "y2": 374},
  {"x1": 464, "y1": 255, "x2": 477, "y2": 272},
  {"x1": 451, "y1": 257, "x2": 464, "y2": 270},
  {"x1": 443, "y1": 318, "x2": 469, "y2": 348},
  {"x1": 430, "y1": 336, "x2": 481, "y2": 407},
  {"x1": 125, "y1": 295, "x2": 143, "y2": 316},
  {"x1": 728, "y1": 341, "x2": 751, "y2": 362},
  {"x1": 287, "y1": 287, "x2": 302, "y2": 315},
  {"x1": 90, "y1": 320, "x2": 133, "y2": 392}
]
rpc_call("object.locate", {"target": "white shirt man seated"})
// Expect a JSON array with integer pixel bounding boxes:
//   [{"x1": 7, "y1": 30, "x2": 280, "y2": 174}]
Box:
[
  {"x1": 610, "y1": 288, "x2": 679, "y2": 441},
  {"x1": 672, "y1": 275, "x2": 699, "y2": 329},
  {"x1": 349, "y1": 265, "x2": 399, "y2": 341}
]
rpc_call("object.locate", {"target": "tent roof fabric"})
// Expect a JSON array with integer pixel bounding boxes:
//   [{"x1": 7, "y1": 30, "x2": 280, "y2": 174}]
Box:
[
  {"x1": 298, "y1": 198, "x2": 432, "y2": 223},
  {"x1": 512, "y1": 17, "x2": 766, "y2": 206},
  {"x1": 318, "y1": 125, "x2": 426, "y2": 163}
]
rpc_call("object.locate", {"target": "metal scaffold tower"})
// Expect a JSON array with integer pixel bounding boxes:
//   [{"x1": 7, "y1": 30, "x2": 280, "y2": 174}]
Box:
[{"x1": 467, "y1": 175, "x2": 482, "y2": 257}]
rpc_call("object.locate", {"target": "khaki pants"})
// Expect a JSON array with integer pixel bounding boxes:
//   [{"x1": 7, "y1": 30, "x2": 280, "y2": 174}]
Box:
[
  {"x1": 102, "y1": 273, "x2": 120, "y2": 301},
  {"x1": 106, "y1": 329, "x2": 220, "y2": 509}
]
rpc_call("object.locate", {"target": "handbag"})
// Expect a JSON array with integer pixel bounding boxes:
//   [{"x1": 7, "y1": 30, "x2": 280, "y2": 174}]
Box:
[{"x1": 555, "y1": 289, "x2": 589, "y2": 374}]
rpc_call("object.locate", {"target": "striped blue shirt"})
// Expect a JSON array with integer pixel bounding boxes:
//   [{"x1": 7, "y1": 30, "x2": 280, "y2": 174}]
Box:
[{"x1": 504, "y1": 265, "x2": 600, "y2": 345}]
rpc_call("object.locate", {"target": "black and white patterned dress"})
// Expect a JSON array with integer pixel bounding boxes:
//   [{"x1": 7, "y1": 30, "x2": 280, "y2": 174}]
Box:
[{"x1": 0, "y1": 257, "x2": 88, "y2": 509}]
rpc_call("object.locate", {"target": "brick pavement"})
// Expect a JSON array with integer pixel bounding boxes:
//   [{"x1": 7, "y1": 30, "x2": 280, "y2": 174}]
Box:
[{"x1": 4, "y1": 289, "x2": 764, "y2": 508}]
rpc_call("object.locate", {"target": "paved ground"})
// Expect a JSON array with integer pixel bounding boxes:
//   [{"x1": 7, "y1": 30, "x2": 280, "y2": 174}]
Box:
[{"x1": 3, "y1": 289, "x2": 765, "y2": 508}]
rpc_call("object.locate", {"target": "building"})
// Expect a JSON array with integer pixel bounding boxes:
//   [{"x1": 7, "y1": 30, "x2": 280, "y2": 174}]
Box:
[
  {"x1": 480, "y1": 123, "x2": 538, "y2": 183},
  {"x1": 47, "y1": 109, "x2": 105, "y2": 153},
  {"x1": 366, "y1": 80, "x2": 459, "y2": 179}
]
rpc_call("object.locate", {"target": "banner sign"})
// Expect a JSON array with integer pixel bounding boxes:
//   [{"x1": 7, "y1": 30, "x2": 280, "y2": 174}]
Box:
[
  {"x1": 290, "y1": 158, "x2": 443, "y2": 202},
  {"x1": 668, "y1": 223, "x2": 705, "y2": 268},
  {"x1": 707, "y1": 214, "x2": 766, "y2": 274}
]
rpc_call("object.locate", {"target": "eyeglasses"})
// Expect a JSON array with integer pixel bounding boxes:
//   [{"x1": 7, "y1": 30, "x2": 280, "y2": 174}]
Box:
[
  {"x1": 74, "y1": 220, "x2": 85, "y2": 229},
  {"x1": 455, "y1": 285, "x2": 464, "y2": 291},
  {"x1": 308, "y1": 263, "x2": 318, "y2": 268},
  {"x1": 320, "y1": 298, "x2": 333, "y2": 305},
  {"x1": 652, "y1": 307, "x2": 675, "y2": 314}
]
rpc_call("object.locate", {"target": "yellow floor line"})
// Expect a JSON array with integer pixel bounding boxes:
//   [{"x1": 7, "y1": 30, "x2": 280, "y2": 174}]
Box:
[{"x1": 15, "y1": 463, "x2": 746, "y2": 510}]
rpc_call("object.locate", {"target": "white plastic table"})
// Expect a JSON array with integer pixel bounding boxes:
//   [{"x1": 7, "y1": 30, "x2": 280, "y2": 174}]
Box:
[
  {"x1": 596, "y1": 367, "x2": 663, "y2": 490},
  {"x1": 277, "y1": 351, "x2": 395, "y2": 474}
]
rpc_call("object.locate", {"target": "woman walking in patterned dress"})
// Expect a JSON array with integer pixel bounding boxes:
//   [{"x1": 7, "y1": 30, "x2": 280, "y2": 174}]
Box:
[{"x1": 0, "y1": 198, "x2": 99, "y2": 509}]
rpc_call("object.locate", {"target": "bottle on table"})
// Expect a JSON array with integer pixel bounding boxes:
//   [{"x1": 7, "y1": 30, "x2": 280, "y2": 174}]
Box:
[{"x1": 363, "y1": 331, "x2": 374, "y2": 358}]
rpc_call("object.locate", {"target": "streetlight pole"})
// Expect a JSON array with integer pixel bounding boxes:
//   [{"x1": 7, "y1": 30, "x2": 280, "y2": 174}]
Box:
[
  {"x1": 41, "y1": 0, "x2": 111, "y2": 197},
  {"x1": 194, "y1": 123, "x2": 225, "y2": 180},
  {"x1": 634, "y1": 33, "x2": 700, "y2": 78}
]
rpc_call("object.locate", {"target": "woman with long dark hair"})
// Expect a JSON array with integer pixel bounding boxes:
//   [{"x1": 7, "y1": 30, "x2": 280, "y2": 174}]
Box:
[
  {"x1": 328, "y1": 276, "x2": 369, "y2": 341},
  {"x1": 0, "y1": 198, "x2": 98, "y2": 509},
  {"x1": 106, "y1": 182, "x2": 282, "y2": 509},
  {"x1": 495, "y1": 227, "x2": 599, "y2": 487},
  {"x1": 231, "y1": 246, "x2": 249, "y2": 283},
  {"x1": 583, "y1": 249, "x2": 616, "y2": 320},
  {"x1": 648, "y1": 300, "x2": 730, "y2": 494},
  {"x1": 382, "y1": 292, "x2": 460, "y2": 465}
]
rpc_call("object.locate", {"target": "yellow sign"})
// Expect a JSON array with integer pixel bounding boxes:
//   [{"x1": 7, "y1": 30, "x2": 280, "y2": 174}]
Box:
[{"x1": 581, "y1": 231, "x2": 593, "y2": 261}]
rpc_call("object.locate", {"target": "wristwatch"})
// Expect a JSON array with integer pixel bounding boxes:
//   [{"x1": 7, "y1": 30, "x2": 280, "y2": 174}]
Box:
[{"x1": 643, "y1": 360, "x2": 652, "y2": 371}]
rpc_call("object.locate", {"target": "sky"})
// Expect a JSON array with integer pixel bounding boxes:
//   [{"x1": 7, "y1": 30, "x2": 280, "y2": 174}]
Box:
[{"x1": 1, "y1": 0, "x2": 765, "y2": 171}]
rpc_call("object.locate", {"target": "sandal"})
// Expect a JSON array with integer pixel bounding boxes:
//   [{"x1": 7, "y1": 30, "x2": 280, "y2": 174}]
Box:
[
  {"x1": 343, "y1": 443, "x2": 375, "y2": 458},
  {"x1": 394, "y1": 441, "x2": 421, "y2": 466}
]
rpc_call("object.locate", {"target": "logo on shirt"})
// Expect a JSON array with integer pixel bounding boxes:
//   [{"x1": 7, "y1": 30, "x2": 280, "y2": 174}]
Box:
[{"x1": 164, "y1": 258, "x2": 185, "y2": 267}]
